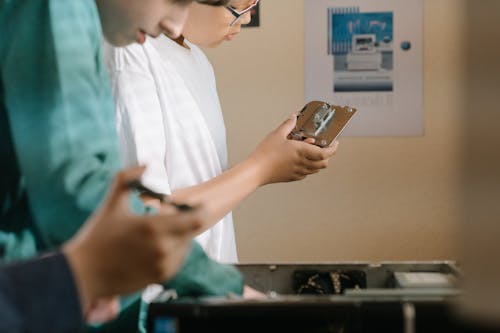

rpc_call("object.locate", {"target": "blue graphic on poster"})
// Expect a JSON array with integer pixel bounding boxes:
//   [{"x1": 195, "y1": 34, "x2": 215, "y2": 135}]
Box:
[{"x1": 328, "y1": 8, "x2": 393, "y2": 92}]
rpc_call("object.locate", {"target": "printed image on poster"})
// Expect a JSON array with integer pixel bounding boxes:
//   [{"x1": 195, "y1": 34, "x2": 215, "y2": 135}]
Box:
[
  {"x1": 329, "y1": 9, "x2": 393, "y2": 92},
  {"x1": 305, "y1": 0, "x2": 423, "y2": 137}
]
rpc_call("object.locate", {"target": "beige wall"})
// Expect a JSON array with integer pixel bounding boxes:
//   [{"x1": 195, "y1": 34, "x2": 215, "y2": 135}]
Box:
[{"x1": 204, "y1": 0, "x2": 465, "y2": 262}]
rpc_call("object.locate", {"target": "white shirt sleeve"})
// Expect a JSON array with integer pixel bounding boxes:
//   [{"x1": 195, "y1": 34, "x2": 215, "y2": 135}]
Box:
[{"x1": 111, "y1": 64, "x2": 172, "y2": 195}]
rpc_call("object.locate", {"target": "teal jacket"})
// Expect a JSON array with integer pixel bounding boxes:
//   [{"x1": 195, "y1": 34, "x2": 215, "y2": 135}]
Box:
[{"x1": 0, "y1": 0, "x2": 120, "y2": 259}]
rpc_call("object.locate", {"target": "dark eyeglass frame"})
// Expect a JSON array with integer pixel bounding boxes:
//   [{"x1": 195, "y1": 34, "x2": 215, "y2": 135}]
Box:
[{"x1": 225, "y1": 0, "x2": 260, "y2": 27}]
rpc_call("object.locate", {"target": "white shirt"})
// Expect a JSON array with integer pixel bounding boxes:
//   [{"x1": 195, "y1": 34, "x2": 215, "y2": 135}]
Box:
[{"x1": 104, "y1": 35, "x2": 237, "y2": 263}]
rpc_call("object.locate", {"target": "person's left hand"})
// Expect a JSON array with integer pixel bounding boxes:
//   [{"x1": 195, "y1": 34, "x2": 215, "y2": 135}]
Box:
[
  {"x1": 247, "y1": 113, "x2": 339, "y2": 185},
  {"x1": 243, "y1": 285, "x2": 266, "y2": 300}
]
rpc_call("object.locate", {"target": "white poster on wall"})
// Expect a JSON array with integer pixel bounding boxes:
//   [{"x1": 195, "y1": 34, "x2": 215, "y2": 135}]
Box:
[{"x1": 305, "y1": 0, "x2": 423, "y2": 136}]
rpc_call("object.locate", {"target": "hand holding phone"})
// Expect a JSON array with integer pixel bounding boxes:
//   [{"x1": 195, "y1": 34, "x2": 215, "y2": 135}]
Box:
[{"x1": 127, "y1": 180, "x2": 195, "y2": 212}]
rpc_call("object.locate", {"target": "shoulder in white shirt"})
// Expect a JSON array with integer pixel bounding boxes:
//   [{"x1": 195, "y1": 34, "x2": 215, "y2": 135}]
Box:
[{"x1": 104, "y1": 35, "x2": 238, "y2": 263}]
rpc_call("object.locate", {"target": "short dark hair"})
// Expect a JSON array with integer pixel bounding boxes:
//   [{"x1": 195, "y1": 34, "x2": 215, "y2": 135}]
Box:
[{"x1": 172, "y1": 0, "x2": 230, "y2": 6}]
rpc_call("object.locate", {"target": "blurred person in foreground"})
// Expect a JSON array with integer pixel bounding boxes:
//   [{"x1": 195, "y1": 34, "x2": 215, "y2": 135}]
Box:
[{"x1": 0, "y1": 0, "x2": 244, "y2": 332}]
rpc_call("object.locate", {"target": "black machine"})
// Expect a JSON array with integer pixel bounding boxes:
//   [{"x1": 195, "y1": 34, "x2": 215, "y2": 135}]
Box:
[{"x1": 145, "y1": 262, "x2": 491, "y2": 333}]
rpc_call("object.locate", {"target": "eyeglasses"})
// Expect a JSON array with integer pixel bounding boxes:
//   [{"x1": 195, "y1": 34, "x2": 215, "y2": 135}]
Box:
[{"x1": 225, "y1": 0, "x2": 260, "y2": 27}]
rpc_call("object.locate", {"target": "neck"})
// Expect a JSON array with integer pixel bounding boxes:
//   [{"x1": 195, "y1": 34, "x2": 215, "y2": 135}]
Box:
[{"x1": 171, "y1": 35, "x2": 188, "y2": 49}]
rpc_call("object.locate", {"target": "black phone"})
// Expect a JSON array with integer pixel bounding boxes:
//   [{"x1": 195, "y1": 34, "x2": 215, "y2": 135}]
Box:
[{"x1": 127, "y1": 180, "x2": 194, "y2": 212}]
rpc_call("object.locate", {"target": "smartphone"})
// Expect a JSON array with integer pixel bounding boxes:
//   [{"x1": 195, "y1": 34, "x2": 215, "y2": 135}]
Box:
[
  {"x1": 289, "y1": 101, "x2": 358, "y2": 147},
  {"x1": 127, "y1": 180, "x2": 194, "y2": 212}
]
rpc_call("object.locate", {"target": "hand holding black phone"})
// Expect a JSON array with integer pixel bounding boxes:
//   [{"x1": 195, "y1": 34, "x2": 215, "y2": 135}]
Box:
[{"x1": 127, "y1": 180, "x2": 195, "y2": 212}]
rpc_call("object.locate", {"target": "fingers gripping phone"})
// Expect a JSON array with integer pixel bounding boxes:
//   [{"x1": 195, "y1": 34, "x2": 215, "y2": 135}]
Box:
[
  {"x1": 127, "y1": 180, "x2": 195, "y2": 212},
  {"x1": 288, "y1": 101, "x2": 358, "y2": 148}
]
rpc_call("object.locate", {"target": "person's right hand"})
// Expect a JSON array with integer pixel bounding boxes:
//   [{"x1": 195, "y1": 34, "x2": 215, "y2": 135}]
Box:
[
  {"x1": 63, "y1": 167, "x2": 203, "y2": 312},
  {"x1": 247, "y1": 113, "x2": 339, "y2": 186}
]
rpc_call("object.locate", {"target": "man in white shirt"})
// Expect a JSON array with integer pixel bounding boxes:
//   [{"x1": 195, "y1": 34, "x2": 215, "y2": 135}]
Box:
[{"x1": 105, "y1": 0, "x2": 339, "y2": 263}]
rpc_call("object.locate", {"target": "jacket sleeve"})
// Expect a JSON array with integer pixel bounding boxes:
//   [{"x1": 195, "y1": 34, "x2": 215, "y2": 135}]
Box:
[
  {"x1": 1, "y1": 0, "x2": 141, "y2": 248},
  {"x1": 0, "y1": 252, "x2": 83, "y2": 333},
  {"x1": 164, "y1": 241, "x2": 244, "y2": 296},
  {"x1": 86, "y1": 241, "x2": 244, "y2": 333}
]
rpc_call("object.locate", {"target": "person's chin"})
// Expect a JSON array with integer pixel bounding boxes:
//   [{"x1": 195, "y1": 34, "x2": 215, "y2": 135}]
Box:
[
  {"x1": 210, "y1": 40, "x2": 224, "y2": 48},
  {"x1": 224, "y1": 32, "x2": 239, "y2": 43},
  {"x1": 103, "y1": 33, "x2": 135, "y2": 47},
  {"x1": 194, "y1": 39, "x2": 223, "y2": 49}
]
